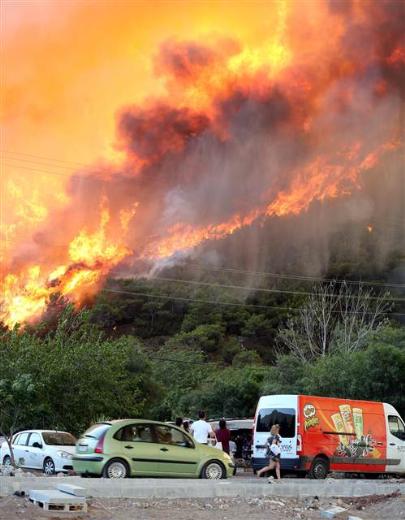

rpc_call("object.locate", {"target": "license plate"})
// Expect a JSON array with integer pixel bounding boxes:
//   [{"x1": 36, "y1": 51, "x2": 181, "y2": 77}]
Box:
[{"x1": 78, "y1": 445, "x2": 88, "y2": 452}]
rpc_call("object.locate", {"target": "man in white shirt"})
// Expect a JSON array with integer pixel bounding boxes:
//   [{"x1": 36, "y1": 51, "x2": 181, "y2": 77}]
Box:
[{"x1": 190, "y1": 411, "x2": 215, "y2": 444}]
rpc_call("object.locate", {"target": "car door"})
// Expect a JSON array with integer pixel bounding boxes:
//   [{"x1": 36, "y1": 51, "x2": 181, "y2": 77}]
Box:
[
  {"x1": 14, "y1": 432, "x2": 30, "y2": 467},
  {"x1": 386, "y1": 414, "x2": 405, "y2": 474},
  {"x1": 26, "y1": 432, "x2": 45, "y2": 469},
  {"x1": 112, "y1": 423, "x2": 164, "y2": 476},
  {"x1": 153, "y1": 424, "x2": 199, "y2": 476}
]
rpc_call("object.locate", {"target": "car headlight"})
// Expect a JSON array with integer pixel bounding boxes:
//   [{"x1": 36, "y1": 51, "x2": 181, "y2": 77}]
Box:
[{"x1": 56, "y1": 450, "x2": 73, "y2": 459}]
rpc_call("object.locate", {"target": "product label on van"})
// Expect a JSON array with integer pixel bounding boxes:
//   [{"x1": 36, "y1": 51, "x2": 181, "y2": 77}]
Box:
[{"x1": 303, "y1": 403, "x2": 319, "y2": 431}]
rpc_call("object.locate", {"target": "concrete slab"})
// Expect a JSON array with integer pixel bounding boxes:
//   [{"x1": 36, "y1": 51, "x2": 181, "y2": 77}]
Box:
[
  {"x1": 1, "y1": 476, "x2": 403, "y2": 500},
  {"x1": 29, "y1": 489, "x2": 87, "y2": 513},
  {"x1": 29, "y1": 489, "x2": 85, "y2": 504},
  {"x1": 57, "y1": 483, "x2": 86, "y2": 497},
  {"x1": 320, "y1": 505, "x2": 347, "y2": 518}
]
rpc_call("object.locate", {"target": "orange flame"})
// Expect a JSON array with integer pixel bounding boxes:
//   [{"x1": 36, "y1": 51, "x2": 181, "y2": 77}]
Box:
[{"x1": 0, "y1": 207, "x2": 129, "y2": 328}]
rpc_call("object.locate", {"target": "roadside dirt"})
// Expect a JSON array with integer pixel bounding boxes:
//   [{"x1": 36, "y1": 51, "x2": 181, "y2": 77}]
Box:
[{"x1": 1, "y1": 493, "x2": 404, "y2": 520}]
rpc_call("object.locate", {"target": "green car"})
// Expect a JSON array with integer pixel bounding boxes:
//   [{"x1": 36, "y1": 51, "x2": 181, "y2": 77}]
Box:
[{"x1": 72, "y1": 419, "x2": 235, "y2": 479}]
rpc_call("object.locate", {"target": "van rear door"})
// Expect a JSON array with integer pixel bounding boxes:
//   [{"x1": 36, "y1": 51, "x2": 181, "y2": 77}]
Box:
[{"x1": 252, "y1": 395, "x2": 298, "y2": 471}]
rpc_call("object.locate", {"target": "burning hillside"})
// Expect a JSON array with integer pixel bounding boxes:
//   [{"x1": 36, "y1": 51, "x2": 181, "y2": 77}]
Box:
[{"x1": 1, "y1": 0, "x2": 404, "y2": 327}]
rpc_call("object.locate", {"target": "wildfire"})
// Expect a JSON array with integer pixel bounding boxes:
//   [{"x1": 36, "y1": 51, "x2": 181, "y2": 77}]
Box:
[
  {"x1": 0, "y1": 208, "x2": 129, "y2": 328},
  {"x1": 1, "y1": 0, "x2": 403, "y2": 327}
]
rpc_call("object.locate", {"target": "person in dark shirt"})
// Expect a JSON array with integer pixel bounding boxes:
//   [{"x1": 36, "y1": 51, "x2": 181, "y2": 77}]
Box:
[{"x1": 215, "y1": 419, "x2": 231, "y2": 454}]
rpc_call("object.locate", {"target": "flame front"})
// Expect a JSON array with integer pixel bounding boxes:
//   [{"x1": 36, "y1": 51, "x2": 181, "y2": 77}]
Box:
[
  {"x1": 1, "y1": 208, "x2": 129, "y2": 327},
  {"x1": 1, "y1": 0, "x2": 404, "y2": 326}
]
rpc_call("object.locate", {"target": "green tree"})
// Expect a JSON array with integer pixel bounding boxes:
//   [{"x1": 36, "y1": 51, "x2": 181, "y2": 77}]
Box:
[{"x1": 0, "y1": 308, "x2": 159, "y2": 436}]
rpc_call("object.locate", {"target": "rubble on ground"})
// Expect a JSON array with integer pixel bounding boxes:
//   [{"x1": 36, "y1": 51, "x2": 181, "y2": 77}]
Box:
[{"x1": 0, "y1": 492, "x2": 404, "y2": 519}]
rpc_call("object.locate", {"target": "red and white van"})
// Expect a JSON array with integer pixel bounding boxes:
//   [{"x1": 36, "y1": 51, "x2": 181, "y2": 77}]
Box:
[{"x1": 252, "y1": 394, "x2": 405, "y2": 478}]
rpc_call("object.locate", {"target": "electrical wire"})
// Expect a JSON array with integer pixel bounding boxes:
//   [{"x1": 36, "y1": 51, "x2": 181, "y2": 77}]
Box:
[
  {"x1": 2, "y1": 150, "x2": 89, "y2": 168},
  {"x1": 152, "y1": 276, "x2": 405, "y2": 302},
  {"x1": 101, "y1": 287, "x2": 405, "y2": 316},
  {"x1": 183, "y1": 263, "x2": 405, "y2": 290}
]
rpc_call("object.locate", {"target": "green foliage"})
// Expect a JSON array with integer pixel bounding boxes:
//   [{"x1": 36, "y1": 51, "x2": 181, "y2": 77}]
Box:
[
  {"x1": 0, "y1": 308, "x2": 159, "y2": 435},
  {"x1": 196, "y1": 367, "x2": 267, "y2": 418},
  {"x1": 165, "y1": 324, "x2": 224, "y2": 354},
  {"x1": 150, "y1": 348, "x2": 212, "y2": 420},
  {"x1": 232, "y1": 350, "x2": 262, "y2": 368},
  {"x1": 301, "y1": 343, "x2": 405, "y2": 416}
]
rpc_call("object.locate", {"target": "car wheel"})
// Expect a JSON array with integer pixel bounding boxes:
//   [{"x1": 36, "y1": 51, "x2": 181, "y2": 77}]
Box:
[
  {"x1": 102, "y1": 459, "x2": 129, "y2": 479},
  {"x1": 2, "y1": 455, "x2": 11, "y2": 467},
  {"x1": 309, "y1": 457, "x2": 329, "y2": 479},
  {"x1": 43, "y1": 457, "x2": 56, "y2": 475},
  {"x1": 201, "y1": 460, "x2": 226, "y2": 480}
]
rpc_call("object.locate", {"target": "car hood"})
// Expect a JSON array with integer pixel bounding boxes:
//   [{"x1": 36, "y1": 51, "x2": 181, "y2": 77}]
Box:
[{"x1": 194, "y1": 443, "x2": 231, "y2": 460}]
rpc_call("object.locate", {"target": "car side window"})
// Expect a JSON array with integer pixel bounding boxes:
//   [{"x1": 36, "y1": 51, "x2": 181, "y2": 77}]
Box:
[
  {"x1": 28, "y1": 433, "x2": 42, "y2": 447},
  {"x1": 13, "y1": 434, "x2": 20, "y2": 445},
  {"x1": 114, "y1": 425, "x2": 154, "y2": 443},
  {"x1": 389, "y1": 415, "x2": 405, "y2": 440},
  {"x1": 17, "y1": 433, "x2": 29, "y2": 446},
  {"x1": 155, "y1": 425, "x2": 192, "y2": 447}
]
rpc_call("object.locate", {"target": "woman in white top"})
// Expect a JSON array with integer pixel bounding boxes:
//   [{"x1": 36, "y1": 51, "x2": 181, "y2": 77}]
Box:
[{"x1": 257, "y1": 424, "x2": 282, "y2": 480}]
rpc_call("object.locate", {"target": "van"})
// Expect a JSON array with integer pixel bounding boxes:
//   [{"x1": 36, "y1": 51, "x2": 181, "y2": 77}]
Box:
[{"x1": 252, "y1": 394, "x2": 405, "y2": 478}]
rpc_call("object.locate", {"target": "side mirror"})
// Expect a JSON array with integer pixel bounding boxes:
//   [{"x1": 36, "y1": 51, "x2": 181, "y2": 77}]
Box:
[{"x1": 32, "y1": 442, "x2": 42, "y2": 449}]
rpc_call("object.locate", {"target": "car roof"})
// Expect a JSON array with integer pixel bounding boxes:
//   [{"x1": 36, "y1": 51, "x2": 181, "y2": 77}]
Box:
[
  {"x1": 14, "y1": 430, "x2": 72, "y2": 434},
  {"x1": 93, "y1": 419, "x2": 188, "y2": 429}
]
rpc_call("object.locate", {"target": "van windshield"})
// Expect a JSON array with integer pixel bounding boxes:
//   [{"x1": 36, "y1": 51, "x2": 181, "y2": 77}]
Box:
[{"x1": 256, "y1": 408, "x2": 296, "y2": 437}]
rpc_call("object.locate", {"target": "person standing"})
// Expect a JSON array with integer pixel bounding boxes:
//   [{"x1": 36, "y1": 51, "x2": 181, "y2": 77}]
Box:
[
  {"x1": 190, "y1": 411, "x2": 215, "y2": 444},
  {"x1": 215, "y1": 419, "x2": 231, "y2": 454},
  {"x1": 175, "y1": 417, "x2": 183, "y2": 428}
]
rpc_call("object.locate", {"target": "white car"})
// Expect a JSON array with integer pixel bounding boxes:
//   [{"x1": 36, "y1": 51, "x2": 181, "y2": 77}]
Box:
[{"x1": 0, "y1": 430, "x2": 76, "y2": 475}]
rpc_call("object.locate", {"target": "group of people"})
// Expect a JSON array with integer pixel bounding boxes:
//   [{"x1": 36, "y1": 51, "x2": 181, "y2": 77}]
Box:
[
  {"x1": 175, "y1": 412, "x2": 281, "y2": 481},
  {"x1": 175, "y1": 411, "x2": 236, "y2": 456}
]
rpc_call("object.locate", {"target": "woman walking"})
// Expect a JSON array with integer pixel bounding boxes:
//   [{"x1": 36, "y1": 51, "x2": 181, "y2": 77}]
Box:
[{"x1": 257, "y1": 424, "x2": 282, "y2": 480}]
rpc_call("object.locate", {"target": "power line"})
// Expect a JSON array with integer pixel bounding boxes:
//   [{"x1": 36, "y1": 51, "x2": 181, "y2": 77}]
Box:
[
  {"x1": 148, "y1": 354, "x2": 270, "y2": 371},
  {"x1": 152, "y1": 276, "x2": 405, "y2": 302},
  {"x1": 1, "y1": 150, "x2": 89, "y2": 168},
  {"x1": 4, "y1": 157, "x2": 80, "y2": 171},
  {"x1": 102, "y1": 287, "x2": 405, "y2": 316},
  {"x1": 102, "y1": 288, "x2": 295, "y2": 312},
  {"x1": 184, "y1": 263, "x2": 405, "y2": 290},
  {"x1": 3, "y1": 163, "x2": 77, "y2": 178}
]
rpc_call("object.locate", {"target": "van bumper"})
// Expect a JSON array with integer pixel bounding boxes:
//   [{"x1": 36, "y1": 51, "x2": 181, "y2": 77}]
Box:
[{"x1": 252, "y1": 457, "x2": 302, "y2": 471}]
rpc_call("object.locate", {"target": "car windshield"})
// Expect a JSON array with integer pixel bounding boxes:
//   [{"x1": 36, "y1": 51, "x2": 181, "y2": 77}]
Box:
[{"x1": 42, "y1": 432, "x2": 76, "y2": 446}]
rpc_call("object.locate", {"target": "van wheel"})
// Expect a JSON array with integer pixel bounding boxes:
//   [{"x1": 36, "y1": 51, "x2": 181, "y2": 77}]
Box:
[{"x1": 309, "y1": 457, "x2": 329, "y2": 479}]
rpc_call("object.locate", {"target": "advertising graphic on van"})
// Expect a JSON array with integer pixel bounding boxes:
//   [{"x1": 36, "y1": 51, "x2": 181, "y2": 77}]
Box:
[{"x1": 301, "y1": 398, "x2": 385, "y2": 463}]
